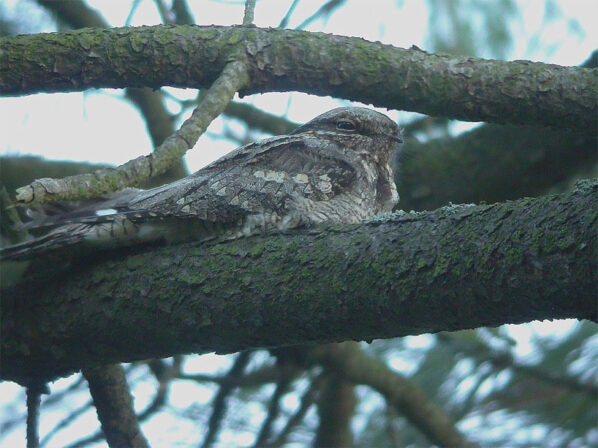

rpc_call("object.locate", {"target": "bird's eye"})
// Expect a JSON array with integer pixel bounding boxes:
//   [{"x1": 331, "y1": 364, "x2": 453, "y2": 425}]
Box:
[{"x1": 336, "y1": 120, "x2": 357, "y2": 132}]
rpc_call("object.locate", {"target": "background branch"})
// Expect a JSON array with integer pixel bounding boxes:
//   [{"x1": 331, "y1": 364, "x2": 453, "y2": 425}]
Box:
[
  {"x1": 397, "y1": 123, "x2": 597, "y2": 211},
  {"x1": 83, "y1": 364, "x2": 148, "y2": 448},
  {"x1": 313, "y1": 343, "x2": 472, "y2": 448}
]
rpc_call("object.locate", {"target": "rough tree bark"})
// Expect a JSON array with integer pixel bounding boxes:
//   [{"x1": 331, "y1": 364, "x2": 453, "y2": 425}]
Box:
[
  {"x1": 1, "y1": 26, "x2": 595, "y2": 133},
  {"x1": 2, "y1": 180, "x2": 595, "y2": 385}
]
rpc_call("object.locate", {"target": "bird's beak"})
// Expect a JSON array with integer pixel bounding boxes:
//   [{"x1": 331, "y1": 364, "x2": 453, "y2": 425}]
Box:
[{"x1": 385, "y1": 132, "x2": 404, "y2": 144}]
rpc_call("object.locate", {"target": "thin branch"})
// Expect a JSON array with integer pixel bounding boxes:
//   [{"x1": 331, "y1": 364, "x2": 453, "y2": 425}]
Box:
[
  {"x1": 314, "y1": 369, "x2": 356, "y2": 448},
  {"x1": 296, "y1": 0, "x2": 347, "y2": 30},
  {"x1": 171, "y1": 0, "x2": 195, "y2": 25},
  {"x1": 178, "y1": 364, "x2": 282, "y2": 388},
  {"x1": 42, "y1": 366, "x2": 138, "y2": 448},
  {"x1": 125, "y1": 0, "x2": 143, "y2": 26},
  {"x1": 0, "y1": 187, "x2": 27, "y2": 244},
  {"x1": 269, "y1": 375, "x2": 321, "y2": 447},
  {"x1": 153, "y1": 0, "x2": 174, "y2": 24},
  {"x1": 397, "y1": 123, "x2": 597, "y2": 211},
  {"x1": 253, "y1": 369, "x2": 295, "y2": 447},
  {"x1": 138, "y1": 358, "x2": 182, "y2": 420},
  {"x1": 223, "y1": 102, "x2": 299, "y2": 135},
  {"x1": 15, "y1": 59, "x2": 249, "y2": 205},
  {"x1": 201, "y1": 352, "x2": 253, "y2": 448},
  {"x1": 0, "y1": 377, "x2": 84, "y2": 438},
  {"x1": 385, "y1": 404, "x2": 402, "y2": 448},
  {"x1": 83, "y1": 364, "x2": 149, "y2": 448},
  {"x1": 242, "y1": 0, "x2": 257, "y2": 26},
  {"x1": 313, "y1": 343, "x2": 474, "y2": 448},
  {"x1": 40, "y1": 400, "x2": 93, "y2": 447},
  {"x1": 37, "y1": 0, "x2": 188, "y2": 183},
  {"x1": 26, "y1": 386, "x2": 42, "y2": 448},
  {"x1": 36, "y1": 0, "x2": 106, "y2": 28},
  {"x1": 278, "y1": 0, "x2": 301, "y2": 28},
  {"x1": 438, "y1": 334, "x2": 598, "y2": 396}
]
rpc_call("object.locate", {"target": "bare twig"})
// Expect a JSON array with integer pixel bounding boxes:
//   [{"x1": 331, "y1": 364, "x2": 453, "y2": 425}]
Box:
[
  {"x1": 253, "y1": 368, "x2": 295, "y2": 447},
  {"x1": 37, "y1": 0, "x2": 188, "y2": 184},
  {"x1": 438, "y1": 334, "x2": 598, "y2": 396},
  {"x1": 313, "y1": 343, "x2": 475, "y2": 447},
  {"x1": 242, "y1": 0, "x2": 257, "y2": 26},
  {"x1": 124, "y1": 0, "x2": 142, "y2": 26},
  {"x1": 178, "y1": 363, "x2": 282, "y2": 387},
  {"x1": 278, "y1": 0, "x2": 301, "y2": 28},
  {"x1": 15, "y1": 59, "x2": 249, "y2": 205},
  {"x1": 40, "y1": 400, "x2": 93, "y2": 447},
  {"x1": 296, "y1": 0, "x2": 346, "y2": 29},
  {"x1": 201, "y1": 352, "x2": 253, "y2": 448},
  {"x1": 26, "y1": 386, "x2": 42, "y2": 448},
  {"x1": 224, "y1": 102, "x2": 299, "y2": 135},
  {"x1": 269, "y1": 375, "x2": 321, "y2": 447}
]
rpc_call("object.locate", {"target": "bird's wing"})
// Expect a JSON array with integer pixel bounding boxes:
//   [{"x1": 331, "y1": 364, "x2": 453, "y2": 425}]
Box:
[
  {"x1": 19, "y1": 134, "x2": 358, "y2": 231},
  {"x1": 127, "y1": 134, "x2": 358, "y2": 223}
]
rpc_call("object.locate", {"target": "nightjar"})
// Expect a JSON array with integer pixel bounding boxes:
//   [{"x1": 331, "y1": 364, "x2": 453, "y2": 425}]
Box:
[{"x1": 1, "y1": 107, "x2": 402, "y2": 261}]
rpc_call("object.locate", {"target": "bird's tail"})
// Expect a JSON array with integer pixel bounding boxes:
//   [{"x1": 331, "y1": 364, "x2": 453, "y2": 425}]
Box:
[{"x1": 0, "y1": 229, "x2": 87, "y2": 261}]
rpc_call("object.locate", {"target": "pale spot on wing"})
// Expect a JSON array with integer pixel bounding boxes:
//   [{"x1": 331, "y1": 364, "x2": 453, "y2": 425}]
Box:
[
  {"x1": 316, "y1": 179, "x2": 332, "y2": 194},
  {"x1": 293, "y1": 173, "x2": 309, "y2": 184},
  {"x1": 254, "y1": 170, "x2": 286, "y2": 183},
  {"x1": 316, "y1": 174, "x2": 332, "y2": 193},
  {"x1": 264, "y1": 170, "x2": 286, "y2": 183},
  {"x1": 96, "y1": 208, "x2": 118, "y2": 216}
]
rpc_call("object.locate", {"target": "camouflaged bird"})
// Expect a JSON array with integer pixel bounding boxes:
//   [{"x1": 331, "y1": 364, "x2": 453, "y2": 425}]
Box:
[{"x1": 0, "y1": 107, "x2": 402, "y2": 261}]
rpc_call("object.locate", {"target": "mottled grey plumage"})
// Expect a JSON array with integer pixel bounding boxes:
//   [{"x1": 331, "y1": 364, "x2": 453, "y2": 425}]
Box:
[{"x1": 1, "y1": 107, "x2": 402, "y2": 261}]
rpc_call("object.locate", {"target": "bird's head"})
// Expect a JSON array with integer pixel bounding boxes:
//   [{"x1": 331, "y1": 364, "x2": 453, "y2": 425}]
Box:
[{"x1": 291, "y1": 107, "x2": 403, "y2": 164}]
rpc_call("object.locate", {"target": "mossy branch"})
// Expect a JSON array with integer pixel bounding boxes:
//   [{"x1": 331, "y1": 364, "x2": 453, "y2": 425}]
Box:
[
  {"x1": 1, "y1": 26, "x2": 595, "y2": 134},
  {"x1": 2, "y1": 180, "x2": 596, "y2": 384}
]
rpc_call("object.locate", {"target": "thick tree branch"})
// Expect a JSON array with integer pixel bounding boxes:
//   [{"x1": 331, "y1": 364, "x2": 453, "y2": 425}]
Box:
[
  {"x1": 0, "y1": 26, "x2": 595, "y2": 133},
  {"x1": 1, "y1": 181, "x2": 596, "y2": 385}
]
